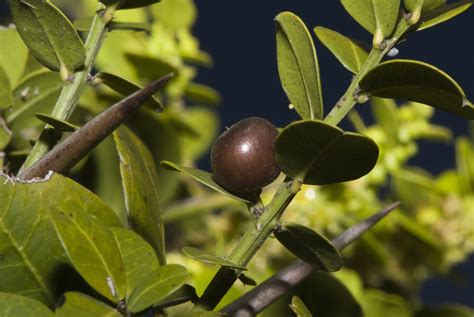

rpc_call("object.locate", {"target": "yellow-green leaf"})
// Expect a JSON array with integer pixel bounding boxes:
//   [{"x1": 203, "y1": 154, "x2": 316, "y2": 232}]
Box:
[
  {"x1": 0, "y1": 173, "x2": 121, "y2": 307},
  {"x1": 97, "y1": 72, "x2": 163, "y2": 111},
  {"x1": 114, "y1": 126, "x2": 166, "y2": 265},
  {"x1": 290, "y1": 296, "x2": 313, "y2": 317},
  {"x1": 359, "y1": 59, "x2": 474, "y2": 119},
  {"x1": 10, "y1": 0, "x2": 85, "y2": 73},
  {"x1": 0, "y1": 293, "x2": 53, "y2": 317},
  {"x1": 314, "y1": 26, "x2": 369, "y2": 74},
  {"x1": 50, "y1": 208, "x2": 126, "y2": 302},
  {"x1": 275, "y1": 12, "x2": 323, "y2": 120},
  {"x1": 276, "y1": 120, "x2": 379, "y2": 185},
  {"x1": 161, "y1": 161, "x2": 250, "y2": 203},
  {"x1": 181, "y1": 246, "x2": 247, "y2": 270},
  {"x1": 55, "y1": 292, "x2": 121, "y2": 317},
  {"x1": 418, "y1": 0, "x2": 473, "y2": 31},
  {"x1": 275, "y1": 223, "x2": 343, "y2": 272}
]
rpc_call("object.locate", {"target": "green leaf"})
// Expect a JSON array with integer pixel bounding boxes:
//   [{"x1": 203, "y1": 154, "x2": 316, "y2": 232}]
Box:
[
  {"x1": 275, "y1": 223, "x2": 343, "y2": 272},
  {"x1": 341, "y1": 0, "x2": 376, "y2": 33},
  {"x1": 114, "y1": 126, "x2": 166, "y2": 264},
  {"x1": 0, "y1": 119, "x2": 11, "y2": 150},
  {"x1": 290, "y1": 296, "x2": 313, "y2": 317},
  {"x1": 361, "y1": 290, "x2": 411, "y2": 317},
  {"x1": 0, "y1": 28, "x2": 29, "y2": 86},
  {"x1": 35, "y1": 114, "x2": 78, "y2": 132},
  {"x1": 111, "y1": 227, "x2": 188, "y2": 312},
  {"x1": 359, "y1": 59, "x2": 474, "y2": 119},
  {"x1": 152, "y1": 0, "x2": 197, "y2": 29},
  {"x1": 314, "y1": 27, "x2": 369, "y2": 74},
  {"x1": 0, "y1": 293, "x2": 53, "y2": 317},
  {"x1": 85, "y1": 136, "x2": 127, "y2": 224},
  {"x1": 103, "y1": 0, "x2": 161, "y2": 10},
  {"x1": 417, "y1": 0, "x2": 473, "y2": 31},
  {"x1": 276, "y1": 120, "x2": 379, "y2": 185},
  {"x1": 55, "y1": 292, "x2": 121, "y2": 317},
  {"x1": 184, "y1": 82, "x2": 221, "y2": 105},
  {"x1": 127, "y1": 264, "x2": 188, "y2": 313},
  {"x1": 154, "y1": 284, "x2": 197, "y2": 309},
  {"x1": 238, "y1": 274, "x2": 257, "y2": 286},
  {"x1": 97, "y1": 72, "x2": 163, "y2": 111},
  {"x1": 125, "y1": 52, "x2": 178, "y2": 81},
  {"x1": 372, "y1": 0, "x2": 401, "y2": 45},
  {"x1": 415, "y1": 304, "x2": 474, "y2": 317},
  {"x1": 10, "y1": 0, "x2": 85, "y2": 73},
  {"x1": 370, "y1": 98, "x2": 400, "y2": 143},
  {"x1": 111, "y1": 228, "x2": 160, "y2": 296},
  {"x1": 6, "y1": 70, "x2": 62, "y2": 147},
  {"x1": 341, "y1": 0, "x2": 400, "y2": 44},
  {"x1": 404, "y1": 0, "x2": 424, "y2": 24},
  {"x1": 275, "y1": 11, "x2": 323, "y2": 120},
  {"x1": 455, "y1": 137, "x2": 474, "y2": 194},
  {"x1": 129, "y1": 109, "x2": 182, "y2": 205},
  {"x1": 161, "y1": 161, "x2": 250, "y2": 203},
  {"x1": 0, "y1": 66, "x2": 13, "y2": 109},
  {"x1": 50, "y1": 208, "x2": 126, "y2": 302},
  {"x1": 295, "y1": 272, "x2": 363, "y2": 316},
  {"x1": 0, "y1": 173, "x2": 121, "y2": 307},
  {"x1": 181, "y1": 246, "x2": 247, "y2": 270}
]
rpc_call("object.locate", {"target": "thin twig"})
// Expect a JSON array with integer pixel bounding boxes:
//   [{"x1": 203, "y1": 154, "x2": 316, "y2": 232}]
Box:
[
  {"x1": 220, "y1": 202, "x2": 400, "y2": 316},
  {"x1": 18, "y1": 74, "x2": 173, "y2": 180}
]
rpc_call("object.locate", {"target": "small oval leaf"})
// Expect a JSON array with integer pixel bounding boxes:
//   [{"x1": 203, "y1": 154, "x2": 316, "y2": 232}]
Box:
[
  {"x1": 417, "y1": 0, "x2": 472, "y2": 31},
  {"x1": 359, "y1": 59, "x2": 474, "y2": 119},
  {"x1": 35, "y1": 113, "x2": 78, "y2": 132},
  {"x1": 276, "y1": 120, "x2": 379, "y2": 185},
  {"x1": 372, "y1": 0, "x2": 401, "y2": 45},
  {"x1": 290, "y1": 296, "x2": 313, "y2": 317},
  {"x1": 238, "y1": 274, "x2": 257, "y2": 286},
  {"x1": 181, "y1": 246, "x2": 247, "y2": 270},
  {"x1": 314, "y1": 26, "x2": 369, "y2": 74},
  {"x1": 341, "y1": 0, "x2": 376, "y2": 34},
  {"x1": 154, "y1": 284, "x2": 198, "y2": 309},
  {"x1": 114, "y1": 126, "x2": 166, "y2": 265},
  {"x1": 10, "y1": 0, "x2": 85, "y2": 73},
  {"x1": 97, "y1": 72, "x2": 163, "y2": 111},
  {"x1": 50, "y1": 208, "x2": 126, "y2": 302},
  {"x1": 111, "y1": 228, "x2": 161, "y2": 297},
  {"x1": 127, "y1": 264, "x2": 188, "y2": 313},
  {"x1": 56, "y1": 292, "x2": 121, "y2": 317},
  {"x1": 161, "y1": 161, "x2": 250, "y2": 203},
  {"x1": 275, "y1": 11, "x2": 323, "y2": 120},
  {"x1": 275, "y1": 223, "x2": 343, "y2": 272},
  {"x1": 0, "y1": 293, "x2": 53, "y2": 317}
]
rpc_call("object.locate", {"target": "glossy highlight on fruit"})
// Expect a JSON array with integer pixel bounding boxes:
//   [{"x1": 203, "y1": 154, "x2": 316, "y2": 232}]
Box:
[{"x1": 210, "y1": 117, "x2": 280, "y2": 193}]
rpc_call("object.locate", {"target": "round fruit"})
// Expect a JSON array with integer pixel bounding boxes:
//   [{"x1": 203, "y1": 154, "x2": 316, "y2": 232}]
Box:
[{"x1": 210, "y1": 117, "x2": 280, "y2": 193}]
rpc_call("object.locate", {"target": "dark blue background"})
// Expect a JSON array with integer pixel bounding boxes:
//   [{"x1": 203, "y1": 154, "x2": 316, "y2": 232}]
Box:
[{"x1": 1, "y1": 0, "x2": 473, "y2": 308}]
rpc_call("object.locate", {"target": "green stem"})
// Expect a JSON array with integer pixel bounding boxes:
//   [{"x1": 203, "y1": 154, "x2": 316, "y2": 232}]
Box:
[
  {"x1": 20, "y1": 3, "x2": 113, "y2": 171},
  {"x1": 324, "y1": 19, "x2": 411, "y2": 126},
  {"x1": 192, "y1": 178, "x2": 301, "y2": 311}
]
